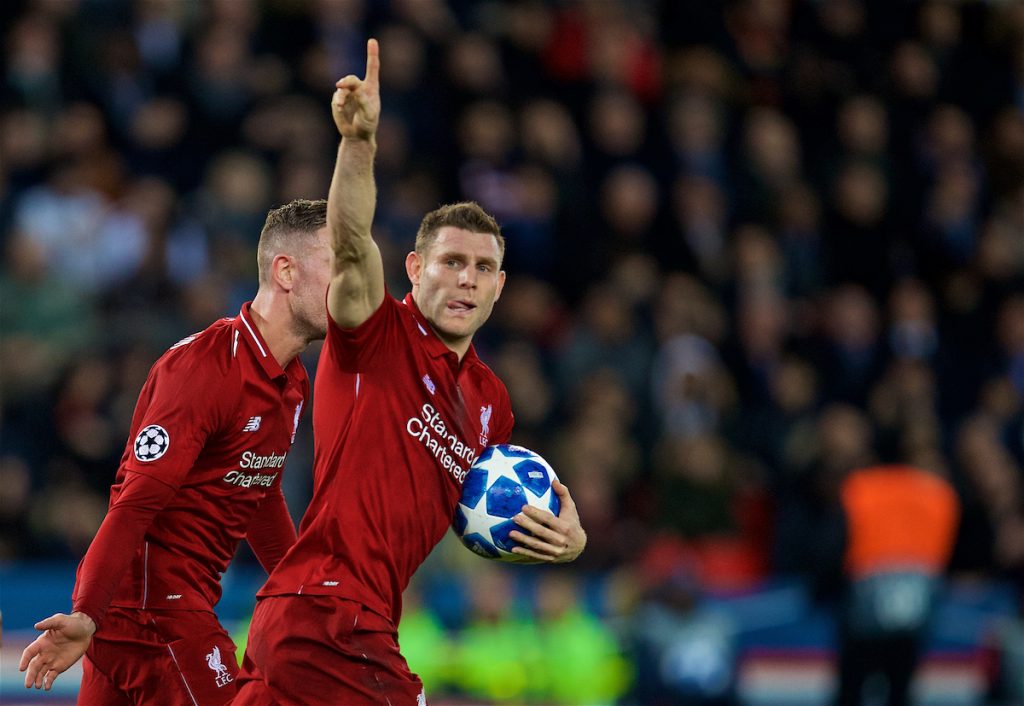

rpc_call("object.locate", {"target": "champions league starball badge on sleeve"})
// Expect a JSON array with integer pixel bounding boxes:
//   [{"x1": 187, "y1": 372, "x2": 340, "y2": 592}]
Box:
[{"x1": 134, "y1": 425, "x2": 170, "y2": 462}]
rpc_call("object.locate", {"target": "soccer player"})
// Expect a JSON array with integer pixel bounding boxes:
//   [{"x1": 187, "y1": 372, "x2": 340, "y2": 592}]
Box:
[
  {"x1": 18, "y1": 199, "x2": 334, "y2": 705},
  {"x1": 233, "y1": 39, "x2": 587, "y2": 706}
]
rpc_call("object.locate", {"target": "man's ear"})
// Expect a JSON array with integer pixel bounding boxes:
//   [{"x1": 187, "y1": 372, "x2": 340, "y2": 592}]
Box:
[
  {"x1": 272, "y1": 253, "x2": 295, "y2": 291},
  {"x1": 494, "y1": 270, "x2": 506, "y2": 302},
  {"x1": 405, "y1": 251, "x2": 422, "y2": 287}
]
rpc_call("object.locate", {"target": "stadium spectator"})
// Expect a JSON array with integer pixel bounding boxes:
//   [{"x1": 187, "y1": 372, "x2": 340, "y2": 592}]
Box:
[
  {"x1": 532, "y1": 570, "x2": 631, "y2": 704},
  {"x1": 626, "y1": 565, "x2": 738, "y2": 706},
  {"x1": 449, "y1": 565, "x2": 543, "y2": 703}
]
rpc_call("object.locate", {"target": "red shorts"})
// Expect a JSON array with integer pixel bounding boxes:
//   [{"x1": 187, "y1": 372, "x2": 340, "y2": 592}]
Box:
[
  {"x1": 233, "y1": 595, "x2": 425, "y2": 706},
  {"x1": 80, "y1": 606, "x2": 238, "y2": 706}
]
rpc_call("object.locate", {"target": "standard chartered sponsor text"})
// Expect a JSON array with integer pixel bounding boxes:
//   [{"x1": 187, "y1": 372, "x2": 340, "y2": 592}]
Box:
[
  {"x1": 240, "y1": 450, "x2": 287, "y2": 469},
  {"x1": 221, "y1": 450, "x2": 287, "y2": 487},
  {"x1": 406, "y1": 403, "x2": 476, "y2": 482},
  {"x1": 222, "y1": 470, "x2": 278, "y2": 487}
]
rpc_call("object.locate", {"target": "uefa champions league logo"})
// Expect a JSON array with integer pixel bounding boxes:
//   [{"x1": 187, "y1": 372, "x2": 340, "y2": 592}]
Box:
[{"x1": 133, "y1": 425, "x2": 170, "y2": 462}]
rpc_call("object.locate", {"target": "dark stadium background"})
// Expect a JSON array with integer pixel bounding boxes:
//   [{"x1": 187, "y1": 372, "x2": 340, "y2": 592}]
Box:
[{"x1": 1, "y1": 1, "x2": 1022, "y2": 705}]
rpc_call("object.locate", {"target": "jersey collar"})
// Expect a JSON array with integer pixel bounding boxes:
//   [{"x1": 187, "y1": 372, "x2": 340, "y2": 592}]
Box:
[
  {"x1": 234, "y1": 302, "x2": 292, "y2": 382},
  {"x1": 402, "y1": 293, "x2": 480, "y2": 367}
]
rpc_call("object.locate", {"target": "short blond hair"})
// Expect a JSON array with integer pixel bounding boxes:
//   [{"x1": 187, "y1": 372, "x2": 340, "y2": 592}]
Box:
[{"x1": 257, "y1": 199, "x2": 328, "y2": 283}]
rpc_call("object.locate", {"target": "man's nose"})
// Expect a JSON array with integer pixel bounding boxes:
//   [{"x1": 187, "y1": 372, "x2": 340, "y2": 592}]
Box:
[{"x1": 458, "y1": 266, "x2": 476, "y2": 287}]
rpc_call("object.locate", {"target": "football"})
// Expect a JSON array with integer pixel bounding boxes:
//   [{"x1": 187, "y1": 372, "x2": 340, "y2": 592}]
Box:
[{"x1": 454, "y1": 444, "x2": 561, "y2": 561}]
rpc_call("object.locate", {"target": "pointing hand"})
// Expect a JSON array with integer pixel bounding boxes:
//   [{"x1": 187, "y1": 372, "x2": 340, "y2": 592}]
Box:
[{"x1": 332, "y1": 38, "x2": 381, "y2": 140}]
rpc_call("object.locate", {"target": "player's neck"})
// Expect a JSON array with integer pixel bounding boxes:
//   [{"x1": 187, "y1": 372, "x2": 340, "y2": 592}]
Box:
[
  {"x1": 410, "y1": 291, "x2": 472, "y2": 361},
  {"x1": 427, "y1": 321, "x2": 471, "y2": 362},
  {"x1": 448, "y1": 336, "x2": 472, "y2": 362},
  {"x1": 249, "y1": 294, "x2": 307, "y2": 368}
]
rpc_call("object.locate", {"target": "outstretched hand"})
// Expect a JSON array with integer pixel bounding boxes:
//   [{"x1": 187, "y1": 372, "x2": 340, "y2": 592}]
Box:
[
  {"x1": 509, "y1": 480, "x2": 587, "y2": 563},
  {"x1": 332, "y1": 38, "x2": 380, "y2": 140},
  {"x1": 19, "y1": 612, "x2": 96, "y2": 691}
]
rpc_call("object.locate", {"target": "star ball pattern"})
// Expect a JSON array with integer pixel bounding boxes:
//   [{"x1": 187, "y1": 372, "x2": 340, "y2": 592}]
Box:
[
  {"x1": 454, "y1": 444, "x2": 560, "y2": 561},
  {"x1": 134, "y1": 424, "x2": 170, "y2": 462}
]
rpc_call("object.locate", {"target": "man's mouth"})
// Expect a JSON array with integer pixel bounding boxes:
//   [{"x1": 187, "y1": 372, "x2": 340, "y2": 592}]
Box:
[{"x1": 447, "y1": 300, "x2": 477, "y2": 314}]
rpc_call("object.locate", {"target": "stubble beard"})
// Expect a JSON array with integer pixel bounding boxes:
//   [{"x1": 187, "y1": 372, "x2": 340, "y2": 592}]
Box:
[
  {"x1": 292, "y1": 302, "x2": 328, "y2": 344},
  {"x1": 437, "y1": 302, "x2": 494, "y2": 345}
]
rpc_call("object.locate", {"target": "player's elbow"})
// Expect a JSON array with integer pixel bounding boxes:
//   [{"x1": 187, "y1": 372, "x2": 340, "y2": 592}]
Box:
[{"x1": 330, "y1": 235, "x2": 372, "y2": 267}]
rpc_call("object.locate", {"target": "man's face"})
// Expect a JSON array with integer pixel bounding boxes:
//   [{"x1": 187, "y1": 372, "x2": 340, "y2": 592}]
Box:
[
  {"x1": 291, "y1": 225, "x2": 332, "y2": 341},
  {"x1": 406, "y1": 226, "x2": 506, "y2": 351}
]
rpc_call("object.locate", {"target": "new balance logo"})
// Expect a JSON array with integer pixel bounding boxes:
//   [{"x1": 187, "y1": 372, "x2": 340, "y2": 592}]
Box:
[
  {"x1": 422, "y1": 374, "x2": 436, "y2": 395},
  {"x1": 242, "y1": 416, "x2": 262, "y2": 432}
]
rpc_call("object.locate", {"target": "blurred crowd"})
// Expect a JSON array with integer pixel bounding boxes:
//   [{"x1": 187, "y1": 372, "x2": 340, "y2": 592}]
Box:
[{"x1": 2, "y1": 0, "x2": 1024, "y2": 702}]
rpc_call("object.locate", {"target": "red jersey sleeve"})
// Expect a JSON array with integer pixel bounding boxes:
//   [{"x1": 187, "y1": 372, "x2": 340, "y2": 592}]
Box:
[
  {"x1": 246, "y1": 486, "x2": 297, "y2": 574},
  {"x1": 125, "y1": 351, "x2": 238, "y2": 488},
  {"x1": 71, "y1": 472, "x2": 176, "y2": 627},
  {"x1": 326, "y1": 294, "x2": 403, "y2": 373}
]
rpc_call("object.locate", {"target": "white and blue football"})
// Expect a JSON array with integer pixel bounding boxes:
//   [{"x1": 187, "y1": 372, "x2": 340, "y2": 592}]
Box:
[{"x1": 454, "y1": 444, "x2": 561, "y2": 561}]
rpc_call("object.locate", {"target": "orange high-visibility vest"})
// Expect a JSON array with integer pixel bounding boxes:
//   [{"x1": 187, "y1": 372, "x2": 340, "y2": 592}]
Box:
[{"x1": 841, "y1": 465, "x2": 960, "y2": 578}]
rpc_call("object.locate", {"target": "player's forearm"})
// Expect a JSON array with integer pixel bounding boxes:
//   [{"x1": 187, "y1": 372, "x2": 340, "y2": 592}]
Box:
[
  {"x1": 246, "y1": 488, "x2": 297, "y2": 574},
  {"x1": 72, "y1": 511, "x2": 150, "y2": 626},
  {"x1": 328, "y1": 136, "x2": 378, "y2": 260},
  {"x1": 72, "y1": 472, "x2": 175, "y2": 626}
]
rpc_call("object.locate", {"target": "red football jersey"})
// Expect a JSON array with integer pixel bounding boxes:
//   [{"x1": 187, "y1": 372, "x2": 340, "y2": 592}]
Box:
[
  {"x1": 259, "y1": 293, "x2": 514, "y2": 626},
  {"x1": 72, "y1": 303, "x2": 308, "y2": 615}
]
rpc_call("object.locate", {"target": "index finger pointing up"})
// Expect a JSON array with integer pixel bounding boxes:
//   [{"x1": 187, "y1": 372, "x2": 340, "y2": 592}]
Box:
[{"x1": 365, "y1": 38, "x2": 380, "y2": 88}]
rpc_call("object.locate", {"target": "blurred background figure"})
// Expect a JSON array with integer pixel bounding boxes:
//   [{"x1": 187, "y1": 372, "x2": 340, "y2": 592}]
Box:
[
  {"x1": 533, "y1": 570, "x2": 631, "y2": 705},
  {"x1": 626, "y1": 563, "x2": 738, "y2": 706},
  {"x1": 835, "y1": 463, "x2": 960, "y2": 706},
  {"x1": 449, "y1": 565, "x2": 542, "y2": 704}
]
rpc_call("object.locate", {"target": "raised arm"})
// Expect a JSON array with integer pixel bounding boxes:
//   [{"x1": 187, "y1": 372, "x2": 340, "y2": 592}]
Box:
[{"x1": 327, "y1": 37, "x2": 386, "y2": 329}]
